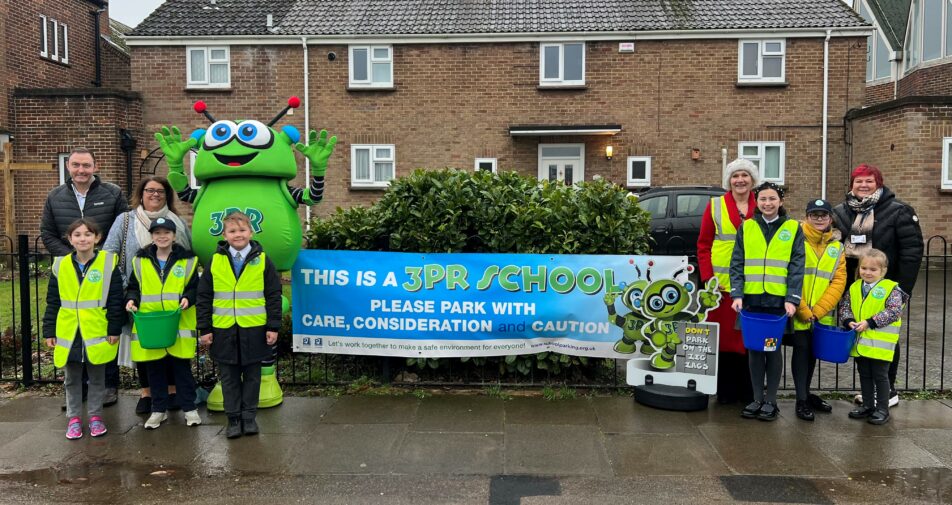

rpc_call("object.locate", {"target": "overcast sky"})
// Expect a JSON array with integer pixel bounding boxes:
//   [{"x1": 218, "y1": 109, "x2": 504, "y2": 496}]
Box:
[{"x1": 110, "y1": 0, "x2": 165, "y2": 28}]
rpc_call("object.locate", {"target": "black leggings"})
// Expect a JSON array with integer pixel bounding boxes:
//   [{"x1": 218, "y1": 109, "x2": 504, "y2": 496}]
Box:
[
  {"x1": 788, "y1": 330, "x2": 816, "y2": 402},
  {"x1": 137, "y1": 355, "x2": 177, "y2": 390}
]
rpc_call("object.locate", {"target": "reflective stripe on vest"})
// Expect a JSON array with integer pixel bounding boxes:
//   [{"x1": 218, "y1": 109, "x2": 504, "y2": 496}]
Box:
[
  {"x1": 849, "y1": 279, "x2": 901, "y2": 361},
  {"x1": 793, "y1": 239, "x2": 843, "y2": 331},
  {"x1": 130, "y1": 256, "x2": 198, "y2": 361},
  {"x1": 52, "y1": 252, "x2": 119, "y2": 368},
  {"x1": 742, "y1": 219, "x2": 799, "y2": 297},
  {"x1": 210, "y1": 251, "x2": 267, "y2": 328},
  {"x1": 710, "y1": 195, "x2": 737, "y2": 291}
]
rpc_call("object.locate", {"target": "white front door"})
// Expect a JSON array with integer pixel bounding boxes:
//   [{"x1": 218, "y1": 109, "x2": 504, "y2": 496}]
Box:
[{"x1": 538, "y1": 144, "x2": 584, "y2": 184}]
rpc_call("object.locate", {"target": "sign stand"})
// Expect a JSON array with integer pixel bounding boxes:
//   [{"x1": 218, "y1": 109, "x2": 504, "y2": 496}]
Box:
[{"x1": 634, "y1": 379, "x2": 709, "y2": 411}]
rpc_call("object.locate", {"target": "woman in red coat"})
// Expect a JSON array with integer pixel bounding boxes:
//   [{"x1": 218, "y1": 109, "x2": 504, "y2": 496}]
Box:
[{"x1": 697, "y1": 159, "x2": 758, "y2": 404}]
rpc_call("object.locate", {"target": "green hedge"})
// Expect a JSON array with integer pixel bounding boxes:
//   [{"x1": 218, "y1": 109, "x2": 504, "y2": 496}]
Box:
[{"x1": 306, "y1": 169, "x2": 652, "y2": 380}]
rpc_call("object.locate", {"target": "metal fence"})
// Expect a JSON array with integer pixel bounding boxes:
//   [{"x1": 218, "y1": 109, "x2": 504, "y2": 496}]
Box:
[{"x1": 1, "y1": 234, "x2": 949, "y2": 392}]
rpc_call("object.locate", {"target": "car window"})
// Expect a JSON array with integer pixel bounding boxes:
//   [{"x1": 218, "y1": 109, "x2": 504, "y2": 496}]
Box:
[
  {"x1": 638, "y1": 195, "x2": 668, "y2": 219},
  {"x1": 676, "y1": 194, "x2": 709, "y2": 218}
]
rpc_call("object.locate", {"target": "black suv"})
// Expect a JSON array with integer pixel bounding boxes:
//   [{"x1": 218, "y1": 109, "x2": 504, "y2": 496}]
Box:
[{"x1": 634, "y1": 185, "x2": 726, "y2": 259}]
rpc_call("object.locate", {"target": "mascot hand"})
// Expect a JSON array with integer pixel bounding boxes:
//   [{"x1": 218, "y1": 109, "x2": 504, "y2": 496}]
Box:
[
  {"x1": 295, "y1": 129, "x2": 338, "y2": 177},
  {"x1": 698, "y1": 278, "x2": 722, "y2": 311},
  {"x1": 155, "y1": 126, "x2": 197, "y2": 192},
  {"x1": 603, "y1": 291, "x2": 618, "y2": 306}
]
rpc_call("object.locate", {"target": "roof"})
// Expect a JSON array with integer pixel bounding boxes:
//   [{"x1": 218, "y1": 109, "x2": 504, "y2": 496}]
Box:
[
  {"x1": 131, "y1": 0, "x2": 869, "y2": 38},
  {"x1": 107, "y1": 18, "x2": 133, "y2": 54},
  {"x1": 864, "y1": 0, "x2": 910, "y2": 50}
]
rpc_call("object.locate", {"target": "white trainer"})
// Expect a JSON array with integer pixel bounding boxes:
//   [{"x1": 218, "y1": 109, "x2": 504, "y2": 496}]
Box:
[
  {"x1": 184, "y1": 410, "x2": 202, "y2": 426},
  {"x1": 144, "y1": 412, "x2": 168, "y2": 430}
]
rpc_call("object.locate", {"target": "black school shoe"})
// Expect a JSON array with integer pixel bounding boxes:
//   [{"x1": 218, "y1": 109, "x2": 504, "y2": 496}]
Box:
[
  {"x1": 795, "y1": 401, "x2": 815, "y2": 421},
  {"x1": 135, "y1": 397, "x2": 152, "y2": 415},
  {"x1": 848, "y1": 406, "x2": 876, "y2": 419},
  {"x1": 868, "y1": 409, "x2": 890, "y2": 425},
  {"x1": 757, "y1": 402, "x2": 780, "y2": 421},
  {"x1": 103, "y1": 388, "x2": 119, "y2": 407},
  {"x1": 226, "y1": 418, "x2": 243, "y2": 439},
  {"x1": 242, "y1": 418, "x2": 259, "y2": 436},
  {"x1": 807, "y1": 393, "x2": 832, "y2": 413},
  {"x1": 741, "y1": 401, "x2": 763, "y2": 419}
]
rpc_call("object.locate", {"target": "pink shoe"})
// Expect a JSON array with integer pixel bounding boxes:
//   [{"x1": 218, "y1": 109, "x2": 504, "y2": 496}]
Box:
[
  {"x1": 89, "y1": 416, "x2": 107, "y2": 437},
  {"x1": 66, "y1": 417, "x2": 83, "y2": 440}
]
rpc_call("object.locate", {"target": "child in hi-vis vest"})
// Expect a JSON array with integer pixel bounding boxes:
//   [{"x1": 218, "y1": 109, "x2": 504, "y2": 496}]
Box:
[
  {"x1": 839, "y1": 248, "x2": 907, "y2": 425},
  {"x1": 43, "y1": 219, "x2": 124, "y2": 440},
  {"x1": 125, "y1": 218, "x2": 201, "y2": 429},
  {"x1": 197, "y1": 211, "x2": 282, "y2": 439}
]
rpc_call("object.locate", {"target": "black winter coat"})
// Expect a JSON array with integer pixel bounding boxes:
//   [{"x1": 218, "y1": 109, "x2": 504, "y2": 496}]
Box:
[
  {"x1": 42, "y1": 251, "x2": 126, "y2": 363},
  {"x1": 40, "y1": 176, "x2": 127, "y2": 256},
  {"x1": 832, "y1": 186, "x2": 923, "y2": 294},
  {"x1": 196, "y1": 240, "x2": 282, "y2": 366},
  {"x1": 125, "y1": 243, "x2": 199, "y2": 309}
]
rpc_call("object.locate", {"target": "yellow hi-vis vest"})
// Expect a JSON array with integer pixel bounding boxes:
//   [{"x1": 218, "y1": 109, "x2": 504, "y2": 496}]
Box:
[
  {"x1": 211, "y1": 251, "x2": 267, "y2": 328},
  {"x1": 130, "y1": 256, "x2": 198, "y2": 361},
  {"x1": 742, "y1": 218, "x2": 799, "y2": 297},
  {"x1": 849, "y1": 279, "x2": 901, "y2": 362},
  {"x1": 793, "y1": 240, "x2": 843, "y2": 331},
  {"x1": 709, "y1": 195, "x2": 737, "y2": 291},
  {"x1": 52, "y1": 252, "x2": 119, "y2": 368}
]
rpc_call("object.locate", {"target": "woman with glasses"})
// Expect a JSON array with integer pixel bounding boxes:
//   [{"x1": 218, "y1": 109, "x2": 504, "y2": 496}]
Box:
[
  {"x1": 790, "y1": 199, "x2": 846, "y2": 421},
  {"x1": 104, "y1": 176, "x2": 191, "y2": 415}
]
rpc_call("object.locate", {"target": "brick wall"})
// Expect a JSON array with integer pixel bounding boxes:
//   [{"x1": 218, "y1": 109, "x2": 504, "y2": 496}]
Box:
[
  {"x1": 865, "y1": 60, "x2": 952, "y2": 107},
  {"x1": 131, "y1": 36, "x2": 866, "y2": 230},
  {"x1": 100, "y1": 39, "x2": 131, "y2": 91},
  {"x1": 0, "y1": 91, "x2": 141, "y2": 242},
  {"x1": 850, "y1": 105, "x2": 952, "y2": 239}
]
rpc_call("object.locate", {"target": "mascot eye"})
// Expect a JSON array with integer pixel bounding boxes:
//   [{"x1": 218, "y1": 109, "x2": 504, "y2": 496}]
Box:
[
  {"x1": 236, "y1": 120, "x2": 273, "y2": 147},
  {"x1": 627, "y1": 288, "x2": 643, "y2": 304},
  {"x1": 649, "y1": 296, "x2": 664, "y2": 311},
  {"x1": 662, "y1": 286, "x2": 680, "y2": 304},
  {"x1": 205, "y1": 120, "x2": 237, "y2": 148}
]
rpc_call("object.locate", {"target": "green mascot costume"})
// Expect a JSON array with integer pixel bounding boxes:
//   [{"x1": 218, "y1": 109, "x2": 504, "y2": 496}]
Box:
[{"x1": 155, "y1": 97, "x2": 337, "y2": 410}]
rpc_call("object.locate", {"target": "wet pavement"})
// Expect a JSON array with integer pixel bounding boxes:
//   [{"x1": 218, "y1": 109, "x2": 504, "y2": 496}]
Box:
[{"x1": 1, "y1": 394, "x2": 952, "y2": 503}]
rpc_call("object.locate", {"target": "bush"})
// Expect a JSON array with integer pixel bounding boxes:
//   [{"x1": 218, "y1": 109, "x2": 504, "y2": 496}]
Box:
[{"x1": 305, "y1": 169, "x2": 652, "y2": 381}]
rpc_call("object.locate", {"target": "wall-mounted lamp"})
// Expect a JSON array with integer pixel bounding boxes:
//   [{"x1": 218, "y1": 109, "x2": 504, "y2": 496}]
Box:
[{"x1": 605, "y1": 145, "x2": 614, "y2": 160}]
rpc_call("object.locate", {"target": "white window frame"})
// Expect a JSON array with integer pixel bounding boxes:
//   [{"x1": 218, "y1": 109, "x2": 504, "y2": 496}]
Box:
[
  {"x1": 904, "y1": 0, "x2": 952, "y2": 74},
  {"x1": 351, "y1": 144, "x2": 395, "y2": 188},
  {"x1": 539, "y1": 42, "x2": 586, "y2": 86},
  {"x1": 61, "y1": 24, "x2": 69, "y2": 64},
  {"x1": 857, "y1": 0, "x2": 892, "y2": 82},
  {"x1": 942, "y1": 137, "x2": 952, "y2": 190},
  {"x1": 39, "y1": 15, "x2": 48, "y2": 58},
  {"x1": 737, "y1": 39, "x2": 786, "y2": 83},
  {"x1": 58, "y1": 153, "x2": 69, "y2": 185},
  {"x1": 50, "y1": 19, "x2": 59, "y2": 62},
  {"x1": 738, "y1": 141, "x2": 785, "y2": 184},
  {"x1": 187, "y1": 150, "x2": 201, "y2": 189},
  {"x1": 348, "y1": 45, "x2": 393, "y2": 88},
  {"x1": 626, "y1": 156, "x2": 652, "y2": 188},
  {"x1": 186, "y1": 46, "x2": 231, "y2": 88},
  {"x1": 474, "y1": 158, "x2": 497, "y2": 173}
]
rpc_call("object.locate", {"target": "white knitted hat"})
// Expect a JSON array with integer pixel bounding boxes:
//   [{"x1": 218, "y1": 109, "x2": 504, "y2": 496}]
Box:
[{"x1": 723, "y1": 158, "x2": 760, "y2": 189}]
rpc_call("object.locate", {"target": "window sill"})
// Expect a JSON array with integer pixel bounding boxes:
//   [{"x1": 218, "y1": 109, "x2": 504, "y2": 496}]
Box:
[
  {"x1": 40, "y1": 56, "x2": 70, "y2": 68},
  {"x1": 185, "y1": 86, "x2": 232, "y2": 93},
  {"x1": 537, "y1": 84, "x2": 588, "y2": 91},
  {"x1": 939, "y1": 187, "x2": 952, "y2": 194},
  {"x1": 347, "y1": 85, "x2": 396, "y2": 92},
  {"x1": 350, "y1": 183, "x2": 391, "y2": 191},
  {"x1": 735, "y1": 81, "x2": 788, "y2": 88}
]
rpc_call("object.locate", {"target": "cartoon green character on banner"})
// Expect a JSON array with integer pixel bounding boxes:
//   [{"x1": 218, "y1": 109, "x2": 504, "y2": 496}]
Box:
[{"x1": 154, "y1": 97, "x2": 337, "y2": 410}]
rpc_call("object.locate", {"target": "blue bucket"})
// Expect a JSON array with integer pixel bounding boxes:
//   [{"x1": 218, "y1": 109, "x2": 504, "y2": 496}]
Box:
[
  {"x1": 812, "y1": 323, "x2": 856, "y2": 364},
  {"x1": 739, "y1": 310, "x2": 787, "y2": 352}
]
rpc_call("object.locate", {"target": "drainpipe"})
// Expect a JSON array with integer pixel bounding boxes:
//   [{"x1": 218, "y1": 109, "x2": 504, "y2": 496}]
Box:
[
  {"x1": 301, "y1": 37, "x2": 311, "y2": 226},
  {"x1": 821, "y1": 29, "x2": 831, "y2": 200},
  {"x1": 721, "y1": 147, "x2": 728, "y2": 185},
  {"x1": 91, "y1": 8, "x2": 106, "y2": 87}
]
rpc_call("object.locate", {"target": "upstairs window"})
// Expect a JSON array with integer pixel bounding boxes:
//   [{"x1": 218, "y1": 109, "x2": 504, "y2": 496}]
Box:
[
  {"x1": 187, "y1": 46, "x2": 230, "y2": 88},
  {"x1": 738, "y1": 40, "x2": 785, "y2": 83},
  {"x1": 540, "y1": 43, "x2": 585, "y2": 86},
  {"x1": 349, "y1": 45, "x2": 393, "y2": 88},
  {"x1": 738, "y1": 142, "x2": 785, "y2": 184},
  {"x1": 904, "y1": 0, "x2": 952, "y2": 73},
  {"x1": 39, "y1": 15, "x2": 69, "y2": 64},
  {"x1": 857, "y1": 0, "x2": 892, "y2": 81},
  {"x1": 352, "y1": 144, "x2": 395, "y2": 188}
]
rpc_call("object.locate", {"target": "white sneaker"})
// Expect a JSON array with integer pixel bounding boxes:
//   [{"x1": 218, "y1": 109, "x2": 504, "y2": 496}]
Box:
[
  {"x1": 184, "y1": 410, "x2": 202, "y2": 426},
  {"x1": 889, "y1": 392, "x2": 900, "y2": 408},
  {"x1": 144, "y1": 412, "x2": 167, "y2": 430}
]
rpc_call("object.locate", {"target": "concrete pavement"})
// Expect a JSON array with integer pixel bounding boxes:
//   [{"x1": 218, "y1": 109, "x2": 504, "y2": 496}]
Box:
[{"x1": 1, "y1": 393, "x2": 952, "y2": 503}]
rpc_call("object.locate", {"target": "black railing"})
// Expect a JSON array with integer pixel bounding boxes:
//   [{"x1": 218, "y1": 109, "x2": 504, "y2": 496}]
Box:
[{"x1": 2, "y1": 234, "x2": 950, "y2": 392}]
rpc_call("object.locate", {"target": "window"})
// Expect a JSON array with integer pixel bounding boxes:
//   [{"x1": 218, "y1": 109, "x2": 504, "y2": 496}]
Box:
[
  {"x1": 475, "y1": 158, "x2": 497, "y2": 173},
  {"x1": 352, "y1": 145, "x2": 395, "y2": 188},
  {"x1": 539, "y1": 43, "x2": 585, "y2": 86},
  {"x1": 676, "y1": 194, "x2": 709, "y2": 218},
  {"x1": 858, "y1": 1, "x2": 892, "y2": 81},
  {"x1": 187, "y1": 46, "x2": 230, "y2": 87},
  {"x1": 58, "y1": 153, "x2": 69, "y2": 185},
  {"x1": 738, "y1": 40, "x2": 785, "y2": 83},
  {"x1": 39, "y1": 15, "x2": 68, "y2": 63},
  {"x1": 187, "y1": 150, "x2": 201, "y2": 189},
  {"x1": 349, "y1": 45, "x2": 393, "y2": 88},
  {"x1": 924, "y1": 0, "x2": 943, "y2": 62},
  {"x1": 738, "y1": 142, "x2": 785, "y2": 184},
  {"x1": 638, "y1": 196, "x2": 668, "y2": 219},
  {"x1": 626, "y1": 156, "x2": 651, "y2": 187},
  {"x1": 943, "y1": 138, "x2": 952, "y2": 190}
]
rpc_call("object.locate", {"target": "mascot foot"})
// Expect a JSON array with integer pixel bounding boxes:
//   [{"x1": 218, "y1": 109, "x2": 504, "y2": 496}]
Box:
[
  {"x1": 640, "y1": 343, "x2": 656, "y2": 355},
  {"x1": 258, "y1": 365, "x2": 284, "y2": 409},
  {"x1": 650, "y1": 353, "x2": 675, "y2": 370},
  {"x1": 613, "y1": 340, "x2": 636, "y2": 354}
]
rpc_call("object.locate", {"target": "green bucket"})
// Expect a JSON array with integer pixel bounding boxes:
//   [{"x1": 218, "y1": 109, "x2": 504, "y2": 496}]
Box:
[{"x1": 132, "y1": 309, "x2": 181, "y2": 349}]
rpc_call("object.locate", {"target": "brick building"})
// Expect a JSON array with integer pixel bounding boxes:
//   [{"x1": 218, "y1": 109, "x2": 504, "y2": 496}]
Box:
[
  {"x1": 127, "y1": 0, "x2": 871, "y2": 232},
  {"x1": 847, "y1": 0, "x2": 952, "y2": 241},
  {"x1": 0, "y1": 0, "x2": 141, "y2": 241}
]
